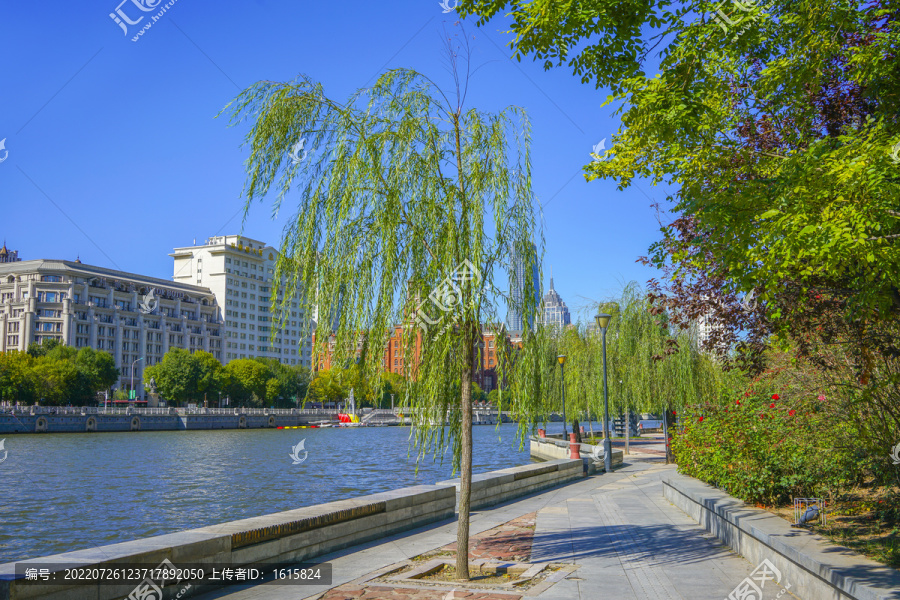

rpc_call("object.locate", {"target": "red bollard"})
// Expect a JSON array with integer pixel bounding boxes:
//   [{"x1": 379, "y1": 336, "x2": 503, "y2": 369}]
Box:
[
  {"x1": 538, "y1": 428, "x2": 546, "y2": 438},
  {"x1": 569, "y1": 433, "x2": 580, "y2": 459}
]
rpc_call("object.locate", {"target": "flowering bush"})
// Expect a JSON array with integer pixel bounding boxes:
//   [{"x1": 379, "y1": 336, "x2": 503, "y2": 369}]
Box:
[{"x1": 672, "y1": 389, "x2": 860, "y2": 505}]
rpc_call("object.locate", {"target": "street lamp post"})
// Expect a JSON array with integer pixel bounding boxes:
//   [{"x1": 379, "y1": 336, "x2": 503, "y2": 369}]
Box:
[
  {"x1": 595, "y1": 313, "x2": 613, "y2": 472},
  {"x1": 557, "y1": 355, "x2": 568, "y2": 438},
  {"x1": 130, "y1": 357, "x2": 144, "y2": 403}
]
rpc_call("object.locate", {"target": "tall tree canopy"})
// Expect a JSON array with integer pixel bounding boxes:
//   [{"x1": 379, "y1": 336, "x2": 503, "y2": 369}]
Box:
[{"x1": 459, "y1": 0, "x2": 900, "y2": 374}]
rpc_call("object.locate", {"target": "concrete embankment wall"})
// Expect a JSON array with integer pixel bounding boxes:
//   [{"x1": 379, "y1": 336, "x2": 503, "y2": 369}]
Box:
[
  {"x1": 0, "y1": 459, "x2": 586, "y2": 600},
  {"x1": 529, "y1": 436, "x2": 624, "y2": 469},
  {"x1": 437, "y1": 458, "x2": 583, "y2": 510},
  {"x1": 0, "y1": 409, "x2": 506, "y2": 434},
  {"x1": 0, "y1": 484, "x2": 456, "y2": 600},
  {"x1": 0, "y1": 410, "x2": 324, "y2": 434},
  {"x1": 664, "y1": 473, "x2": 900, "y2": 600}
]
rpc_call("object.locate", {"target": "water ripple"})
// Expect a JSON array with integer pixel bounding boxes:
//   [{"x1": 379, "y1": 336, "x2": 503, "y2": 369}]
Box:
[{"x1": 0, "y1": 423, "x2": 542, "y2": 562}]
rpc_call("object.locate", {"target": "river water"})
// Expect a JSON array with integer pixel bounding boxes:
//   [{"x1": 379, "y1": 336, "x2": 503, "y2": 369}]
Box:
[{"x1": 0, "y1": 422, "x2": 582, "y2": 563}]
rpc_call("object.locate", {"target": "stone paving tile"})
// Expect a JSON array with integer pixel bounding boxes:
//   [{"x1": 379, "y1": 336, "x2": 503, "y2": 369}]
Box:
[
  {"x1": 321, "y1": 585, "x2": 522, "y2": 600},
  {"x1": 438, "y1": 513, "x2": 536, "y2": 563},
  {"x1": 190, "y1": 460, "x2": 761, "y2": 600}
]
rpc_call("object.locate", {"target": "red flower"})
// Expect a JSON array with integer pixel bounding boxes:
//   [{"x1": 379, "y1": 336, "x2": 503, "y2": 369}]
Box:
[
  {"x1": 771, "y1": 394, "x2": 780, "y2": 400},
  {"x1": 789, "y1": 410, "x2": 796, "y2": 416},
  {"x1": 736, "y1": 400, "x2": 741, "y2": 405},
  {"x1": 672, "y1": 410, "x2": 677, "y2": 415},
  {"x1": 760, "y1": 413, "x2": 765, "y2": 418},
  {"x1": 744, "y1": 392, "x2": 750, "y2": 397},
  {"x1": 770, "y1": 403, "x2": 775, "y2": 408},
  {"x1": 698, "y1": 417, "x2": 704, "y2": 422}
]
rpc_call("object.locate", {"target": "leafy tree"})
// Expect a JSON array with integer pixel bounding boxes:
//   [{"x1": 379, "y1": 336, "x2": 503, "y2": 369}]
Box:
[
  {"x1": 26, "y1": 338, "x2": 60, "y2": 358},
  {"x1": 143, "y1": 348, "x2": 200, "y2": 406},
  {"x1": 73, "y1": 348, "x2": 118, "y2": 404},
  {"x1": 379, "y1": 371, "x2": 407, "y2": 408},
  {"x1": 533, "y1": 284, "x2": 734, "y2": 446},
  {"x1": 0, "y1": 351, "x2": 36, "y2": 404},
  {"x1": 30, "y1": 356, "x2": 78, "y2": 405},
  {"x1": 252, "y1": 358, "x2": 311, "y2": 407},
  {"x1": 224, "y1": 46, "x2": 541, "y2": 578},
  {"x1": 486, "y1": 388, "x2": 500, "y2": 407},
  {"x1": 193, "y1": 350, "x2": 226, "y2": 403},
  {"x1": 224, "y1": 359, "x2": 269, "y2": 406},
  {"x1": 471, "y1": 382, "x2": 486, "y2": 403},
  {"x1": 307, "y1": 369, "x2": 346, "y2": 405}
]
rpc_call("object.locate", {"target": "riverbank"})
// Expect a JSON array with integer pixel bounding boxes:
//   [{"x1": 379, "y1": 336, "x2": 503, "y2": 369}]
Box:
[{"x1": 0, "y1": 407, "x2": 504, "y2": 434}]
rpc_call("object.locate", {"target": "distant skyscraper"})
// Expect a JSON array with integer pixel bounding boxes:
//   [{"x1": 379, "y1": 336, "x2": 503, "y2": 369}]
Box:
[
  {"x1": 0, "y1": 242, "x2": 21, "y2": 263},
  {"x1": 507, "y1": 243, "x2": 540, "y2": 332},
  {"x1": 540, "y1": 274, "x2": 571, "y2": 329}
]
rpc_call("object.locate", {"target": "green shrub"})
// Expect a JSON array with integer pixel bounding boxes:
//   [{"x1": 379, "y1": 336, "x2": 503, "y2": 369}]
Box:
[{"x1": 672, "y1": 389, "x2": 860, "y2": 505}]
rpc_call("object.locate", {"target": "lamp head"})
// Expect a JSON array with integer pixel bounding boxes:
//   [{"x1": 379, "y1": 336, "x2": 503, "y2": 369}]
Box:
[
  {"x1": 557, "y1": 354, "x2": 567, "y2": 366},
  {"x1": 595, "y1": 313, "x2": 612, "y2": 330}
]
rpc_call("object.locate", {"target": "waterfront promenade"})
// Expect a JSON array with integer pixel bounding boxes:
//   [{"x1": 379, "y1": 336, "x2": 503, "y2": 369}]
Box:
[{"x1": 190, "y1": 455, "x2": 762, "y2": 600}]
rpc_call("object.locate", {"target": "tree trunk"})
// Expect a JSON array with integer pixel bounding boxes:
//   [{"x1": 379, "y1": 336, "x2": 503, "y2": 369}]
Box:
[
  {"x1": 572, "y1": 418, "x2": 582, "y2": 443},
  {"x1": 664, "y1": 405, "x2": 674, "y2": 464},
  {"x1": 456, "y1": 328, "x2": 475, "y2": 581}
]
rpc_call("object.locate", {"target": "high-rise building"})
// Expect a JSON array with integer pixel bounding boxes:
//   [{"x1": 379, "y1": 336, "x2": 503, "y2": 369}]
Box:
[
  {"x1": 507, "y1": 243, "x2": 540, "y2": 332},
  {"x1": 0, "y1": 258, "x2": 223, "y2": 396},
  {"x1": 540, "y1": 275, "x2": 571, "y2": 329},
  {"x1": 171, "y1": 235, "x2": 312, "y2": 368}
]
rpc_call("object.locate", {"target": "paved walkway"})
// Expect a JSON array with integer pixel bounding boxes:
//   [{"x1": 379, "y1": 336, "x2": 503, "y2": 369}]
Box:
[{"x1": 190, "y1": 454, "x2": 776, "y2": 600}]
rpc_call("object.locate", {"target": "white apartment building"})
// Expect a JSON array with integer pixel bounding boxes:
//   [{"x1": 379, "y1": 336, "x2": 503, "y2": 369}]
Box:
[
  {"x1": 171, "y1": 235, "x2": 312, "y2": 368},
  {"x1": 0, "y1": 259, "x2": 223, "y2": 395}
]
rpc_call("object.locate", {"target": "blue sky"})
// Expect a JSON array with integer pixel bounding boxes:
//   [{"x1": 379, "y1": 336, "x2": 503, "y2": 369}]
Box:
[{"x1": 0, "y1": 0, "x2": 670, "y2": 322}]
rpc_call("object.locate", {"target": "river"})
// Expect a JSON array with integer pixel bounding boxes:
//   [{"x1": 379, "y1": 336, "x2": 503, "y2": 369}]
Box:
[{"x1": 0, "y1": 422, "x2": 582, "y2": 563}]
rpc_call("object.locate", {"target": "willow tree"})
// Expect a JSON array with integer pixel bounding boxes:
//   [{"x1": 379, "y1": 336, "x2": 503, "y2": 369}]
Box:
[
  {"x1": 538, "y1": 283, "x2": 732, "y2": 442},
  {"x1": 223, "y1": 61, "x2": 541, "y2": 579}
]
